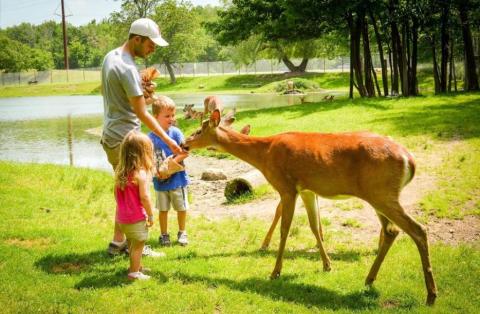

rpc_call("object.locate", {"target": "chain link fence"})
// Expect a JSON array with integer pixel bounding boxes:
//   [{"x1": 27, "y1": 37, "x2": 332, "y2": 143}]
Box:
[{"x1": 0, "y1": 57, "x2": 352, "y2": 86}]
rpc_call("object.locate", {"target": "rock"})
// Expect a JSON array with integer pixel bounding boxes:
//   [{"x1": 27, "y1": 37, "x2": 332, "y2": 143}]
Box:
[{"x1": 201, "y1": 169, "x2": 227, "y2": 181}]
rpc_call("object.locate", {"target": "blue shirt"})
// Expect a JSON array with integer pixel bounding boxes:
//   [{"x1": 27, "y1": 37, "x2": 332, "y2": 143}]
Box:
[{"x1": 148, "y1": 127, "x2": 189, "y2": 191}]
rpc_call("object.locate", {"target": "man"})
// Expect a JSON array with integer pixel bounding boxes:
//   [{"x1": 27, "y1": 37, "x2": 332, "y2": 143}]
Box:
[{"x1": 101, "y1": 17, "x2": 182, "y2": 256}]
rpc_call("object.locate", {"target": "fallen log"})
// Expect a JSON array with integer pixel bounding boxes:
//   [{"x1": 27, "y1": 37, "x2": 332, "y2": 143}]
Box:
[{"x1": 224, "y1": 169, "x2": 267, "y2": 200}]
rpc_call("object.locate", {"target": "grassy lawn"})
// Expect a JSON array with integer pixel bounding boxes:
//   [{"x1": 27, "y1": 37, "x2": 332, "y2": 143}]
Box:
[
  {"x1": 1, "y1": 90, "x2": 479, "y2": 312},
  {"x1": 0, "y1": 161, "x2": 479, "y2": 313}
]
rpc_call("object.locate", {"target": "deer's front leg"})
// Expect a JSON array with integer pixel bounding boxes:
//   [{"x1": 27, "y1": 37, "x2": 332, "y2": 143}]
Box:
[
  {"x1": 270, "y1": 193, "x2": 297, "y2": 279},
  {"x1": 261, "y1": 202, "x2": 282, "y2": 250}
]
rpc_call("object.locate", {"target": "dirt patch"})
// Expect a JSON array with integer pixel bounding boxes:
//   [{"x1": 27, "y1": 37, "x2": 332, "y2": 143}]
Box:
[
  {"x1": 51, "y1": 263, "x2": 85, "y2": 274},
  {"x1": 184, "y1": 141, "x2": 480, "y2": 247},
  {"x1": 4, "y1": 237, "x2": 52, "y2": 249}
]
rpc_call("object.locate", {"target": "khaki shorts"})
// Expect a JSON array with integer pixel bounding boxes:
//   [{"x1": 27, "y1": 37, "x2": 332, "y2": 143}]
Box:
[
  {"x1": 102, "y1": 142, "x2": 120, "y2": 171},
  {"x1": 156, "y1": 187, "x2": 189, "y2": 212},
  {"x1": 118, "y1": 220, "x2": 148, "y2": 242}
]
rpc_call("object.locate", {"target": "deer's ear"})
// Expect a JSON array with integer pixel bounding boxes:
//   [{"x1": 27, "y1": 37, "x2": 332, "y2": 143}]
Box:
[{"x1": 210, "y1": 109, "x2": 221, "y2": 127}]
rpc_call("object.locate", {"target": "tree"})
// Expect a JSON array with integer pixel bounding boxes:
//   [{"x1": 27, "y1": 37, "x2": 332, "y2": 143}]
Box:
[
  {"x1": 0, "y1": 35, "x2": 53, "y2": 72},
  {"x1": 151, "y1": 0, "x2": 208, "y2": 83},
  {"x1": 209, "y1": 0, "x2": 329, "y2": 73},
  {"x1": 456, "y1": 0, "x2": 479, "y2": 91}
]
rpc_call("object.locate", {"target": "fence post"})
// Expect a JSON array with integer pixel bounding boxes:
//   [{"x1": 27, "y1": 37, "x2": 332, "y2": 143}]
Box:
[
  {"x1": 324, "y1": 59, "x2": 326, "y2": 72},
  {"x1": 1, "y1": 72, "x2": 4, "y2": 86},
  {"x1": 83, "y1": 68, "x2": 85, "y2": 81},
  {"x1": 207, "y1": 61, "x2": 210, "y2": 76},
  {"x1": 341, "y1": 57, "x2": 344, "y2": 72},
  {"x1": 222, "y1": 61, "x2": 224, "y2": 75},
  {"x1": 193, "y1": 62, "x2": 196, "y2": 77},
  {"x1": 66, "y1": 69, "x2": 69, "y2": 82}
]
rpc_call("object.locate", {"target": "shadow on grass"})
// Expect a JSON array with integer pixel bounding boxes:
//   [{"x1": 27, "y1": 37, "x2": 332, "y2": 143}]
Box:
[
  {"x1": 175, "y1": 272, "x2": 380, "y2": 310},
  {"x1": 172, "y1": 246, "x2": 375, "y2": 263},
  {"x1": 34, "y1": 249, "x2": 167, "y2": 289},
  {"x1": 370, "y1": 96, "x2": 480, "y2": 140}
]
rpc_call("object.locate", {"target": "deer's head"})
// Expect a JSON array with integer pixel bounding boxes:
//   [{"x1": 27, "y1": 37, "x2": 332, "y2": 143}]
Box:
[
  {"x1": 184, "y1": 110, "x2": 221, "y2": 150},
  {"x1": 183, "y1": 104, "x2": 194, "y2": 113}
]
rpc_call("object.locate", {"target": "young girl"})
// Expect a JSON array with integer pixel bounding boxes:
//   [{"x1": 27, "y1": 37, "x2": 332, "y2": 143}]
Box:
[{"x1": 114, "y1": 130, "x2": 163, "y2": 280}]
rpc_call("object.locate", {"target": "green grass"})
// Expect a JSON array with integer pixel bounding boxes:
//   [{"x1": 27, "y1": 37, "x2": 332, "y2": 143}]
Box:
[
  {"x1": 0, "y1": 81, "x2": 101, "y2": 98},
  {"x1": 0, "y1": 161, "x2": 479, "y2": 313}
]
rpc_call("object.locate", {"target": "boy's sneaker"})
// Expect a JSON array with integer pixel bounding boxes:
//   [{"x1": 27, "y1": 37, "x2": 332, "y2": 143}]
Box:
[
  {"x1": 142, "y1": 245, "x2": 166, "y2": 258},
  {"x1": 127, "y1": 271, "x2": 150, "y2": 281},
  {"x1": 177, "y1": 231, "x2": 188, "y2": 246},
  {"x1": 107, "y1": 241, "x2": 127, "y2": 256},
  {"x1": 159, "y1": 234, "x2": 171, "y2": 246}
]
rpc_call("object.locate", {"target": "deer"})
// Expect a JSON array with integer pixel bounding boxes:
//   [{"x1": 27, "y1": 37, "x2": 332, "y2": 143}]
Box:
[
  {"x1": 204, "y1": 95, "x2": 224, "y2": 117},
  {"x1": 183, "y1": 104, "x2": 204, "y2": 120},
  {"x1": 184, "y1": 110, "x2": 437, "y2": 305}
]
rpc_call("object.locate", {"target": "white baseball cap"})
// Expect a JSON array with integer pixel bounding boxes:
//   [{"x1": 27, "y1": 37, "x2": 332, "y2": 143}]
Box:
[{"x1": 129, "y1": 18, "x2": 169, "y2": 47}]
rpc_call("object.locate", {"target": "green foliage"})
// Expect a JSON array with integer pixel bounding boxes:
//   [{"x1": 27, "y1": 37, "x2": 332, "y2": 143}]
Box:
[
  {"x1": 273, "y1": 78, "x2": 320, "y2": 93},
  {"x1": 0, "y1": 34, "x2": 53, "y2": 72},
  {"x1": 0, "y1": 162, "x2": 479, "y2": 312},
  {"x1": 151, "y1": 1, "x2": 209, "y2": 65}
]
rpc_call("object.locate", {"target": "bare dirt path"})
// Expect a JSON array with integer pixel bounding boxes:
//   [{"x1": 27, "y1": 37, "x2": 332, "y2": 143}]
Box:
[{"x1": 184, "y1": 144, "x2": 480, "y2": 247}]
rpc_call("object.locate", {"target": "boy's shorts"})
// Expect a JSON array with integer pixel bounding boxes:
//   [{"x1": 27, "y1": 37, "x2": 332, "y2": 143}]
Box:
[
  {"x1": 156, "y1": 187, "x2": 189, "y2": 212},
  {"x1": 118, "y1": 220, "x2": 148, "y2": 242}
]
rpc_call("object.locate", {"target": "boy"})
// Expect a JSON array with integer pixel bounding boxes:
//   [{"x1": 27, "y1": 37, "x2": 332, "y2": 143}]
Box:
[{"x1": 148, "y1": 96, "x2": 190, "y2": 246}]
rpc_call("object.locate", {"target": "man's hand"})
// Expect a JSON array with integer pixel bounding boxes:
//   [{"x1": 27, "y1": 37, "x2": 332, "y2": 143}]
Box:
[{"x1": 166, "y1": 138, "x2": 183, "y2": 155}]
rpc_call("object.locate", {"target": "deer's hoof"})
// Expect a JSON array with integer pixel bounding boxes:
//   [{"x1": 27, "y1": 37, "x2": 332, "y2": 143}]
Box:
[
  {"x1": 270, "y1": 271, "x2": 280, "y2": 280},
  {"x1": 426, "y1": 293, "x2": 437, "y2": 306},
  {"x1": 323, "y1": 264, "x2": 331, "y2": 272}
]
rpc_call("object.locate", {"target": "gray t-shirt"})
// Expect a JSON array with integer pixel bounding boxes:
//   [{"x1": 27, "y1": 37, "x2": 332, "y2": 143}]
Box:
[{"x1": 101, "y1": 47, "x2": 144, "y2": 148}]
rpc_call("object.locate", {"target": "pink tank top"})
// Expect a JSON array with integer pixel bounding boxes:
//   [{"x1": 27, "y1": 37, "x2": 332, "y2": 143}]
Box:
[{"x1": 115, "y1": 174, "x2": 146, "y2": 224}]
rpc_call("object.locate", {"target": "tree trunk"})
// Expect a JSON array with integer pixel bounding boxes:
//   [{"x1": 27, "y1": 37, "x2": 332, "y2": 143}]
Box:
[
  {"x1": 410, "y1": 15, "x2": 419, "y2": 95},
  {"x1": 458, "y1": 2, "x2": 479, "y2": 91},
  {"x1": 388, "y1": 44, "x2": 394, "y2": 94},
  {"x1": 165, "y1": 61, "x2": 177, "y2": 84},
  {"x1": 448, "y1": 32, "x2": 454, "y2": 92},
  {"x1": 369, "y1": 9, "x2": 388, "y2": 96},
  {"x1": 362, "y1": 17, "x2": 375, "y2": 97},
  {"x1": 353, "y1": 11, "x2": 366, "y2": 97},
  {"x1": 281, "y1": 56, "x2": 309, "y2": 73},
  {"x1": 440, "y1": 4, "x2": 450, "y2": 93},
  {"x1": 389, "y1": 1, "x2": 400, "y2": 95},
  {"x1": 399, "y1": 23, "x2": 409, "y2": 96},
  {"x1": 431, "y1": 37, "x2": 441, "y2": 94},
  {"x1": 349, "y1": 16, "x2": 354, "y2": 99}
]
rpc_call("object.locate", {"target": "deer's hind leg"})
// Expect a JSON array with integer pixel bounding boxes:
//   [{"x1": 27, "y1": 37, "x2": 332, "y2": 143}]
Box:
[
  {"x1": 261, "y1": 201, "x2": 282, "y2": 250},
  {"x1": 375, "y1": 200, "x2": 437, "y2": 305},
  {"x1": 270, "y1": 192, "x2": 297, "y2": 279},
  {"x1": 365, "y1": 213, "x2": 400, "y2": 286},
  {"x1": 299, "y1": 190, "x2": 331, "y2": 271}
]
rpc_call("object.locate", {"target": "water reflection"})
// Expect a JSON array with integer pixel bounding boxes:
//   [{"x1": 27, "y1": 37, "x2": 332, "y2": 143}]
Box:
[
  {"x1": 0, "y1": 114, "x2": 111, "y2": 170},
  {"x1": 0, "y1": 92, "x2": 338, "y2": 170},
  {"x1": 0, "y1": 93, "x2": 332, "y2": 121}
]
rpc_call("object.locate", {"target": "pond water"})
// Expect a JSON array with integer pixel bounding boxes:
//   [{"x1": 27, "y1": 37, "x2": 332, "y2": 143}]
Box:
[{"x1": 0, "y1": 92, "x2": 333, "y2": 170}]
